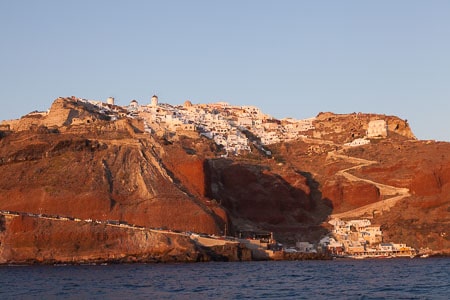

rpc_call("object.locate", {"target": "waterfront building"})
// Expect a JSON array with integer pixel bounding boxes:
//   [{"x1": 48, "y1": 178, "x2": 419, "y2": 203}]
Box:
[{"x1": 327, "y1": 218, "x2": 415, "y2": 258}]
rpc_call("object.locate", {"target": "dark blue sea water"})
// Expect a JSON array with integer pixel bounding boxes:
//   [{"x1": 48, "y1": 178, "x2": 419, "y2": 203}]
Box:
[{"x1": 1, "y1": 258, "x2": 449, "y2": 299}]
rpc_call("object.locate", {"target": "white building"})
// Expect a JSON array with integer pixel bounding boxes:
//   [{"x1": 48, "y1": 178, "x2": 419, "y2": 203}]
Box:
[
  {"x1": 242, "y1": 106, "x2": 261, "y2": 116},
  {"x1": 127, "y1": 100, "x2": 139, "y2": 114},
  {"x1": 151, "y1": 95, "x2": 159, "y2": 107},
  {"x1": 296, "y1": 242, "x2": 316, "y2": 253},
  {"x1": 238, "y1": 117, "x2": 253, "y2": 127},
  {"x1": 367, "y1": 120, "x2": 387, "y2": 138},
  {"x1": 344, "y1": 138, "x2": 370, "y2": 147}
]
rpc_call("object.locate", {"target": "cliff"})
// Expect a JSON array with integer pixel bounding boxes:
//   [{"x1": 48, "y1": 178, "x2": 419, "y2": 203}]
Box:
[
  {"x1": 0, "y1": 214, "x2": 200, "y2": 264},
  {"x1": 0, "y1": 97, "x2": 449, "y2": 263},
  {"x1": 0, "y1": 214, "x2": 250, "y2": 264},
  {"x1": 0, "y1": 119, "x2": 225, "y2": 235}
]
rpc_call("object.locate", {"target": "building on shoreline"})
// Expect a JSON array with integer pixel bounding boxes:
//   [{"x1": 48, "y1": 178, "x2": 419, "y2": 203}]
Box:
[{"x1": 321, "y1": 218, "x2": 416, "y2": 258}]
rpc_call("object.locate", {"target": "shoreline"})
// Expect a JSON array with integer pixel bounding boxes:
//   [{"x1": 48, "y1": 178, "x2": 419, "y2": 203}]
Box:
[{"x1": 5, "y1": 252, "x2": 450, "y2": 266}]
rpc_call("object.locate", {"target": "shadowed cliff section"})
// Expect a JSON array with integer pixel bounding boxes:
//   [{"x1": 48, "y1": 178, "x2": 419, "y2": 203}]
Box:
[{"x1": 204, "y1": 158, "x2": 333, "y2": 243}]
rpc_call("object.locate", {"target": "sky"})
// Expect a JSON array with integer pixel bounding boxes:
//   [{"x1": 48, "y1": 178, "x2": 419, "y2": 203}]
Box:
[{"x1": 0, "y1": 1, "x2": 449, "y2": 141}]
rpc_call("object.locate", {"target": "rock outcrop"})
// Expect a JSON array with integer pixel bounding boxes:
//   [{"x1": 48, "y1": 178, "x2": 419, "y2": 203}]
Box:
[{"x1": 313, "y1": 112, "x2": 416, "y2": 143}]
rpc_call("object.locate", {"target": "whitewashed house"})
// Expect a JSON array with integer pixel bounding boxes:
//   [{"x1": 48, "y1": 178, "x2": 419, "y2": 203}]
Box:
[
  {"x1": 237, "y1": 117, "x2": 253, "y2": 127},
  {"x1": 296, "y1": 242, "x2": 316, "y2": 253},
  {"x1": 344, "y1": 138, "x2": 370, "y2": 147}
]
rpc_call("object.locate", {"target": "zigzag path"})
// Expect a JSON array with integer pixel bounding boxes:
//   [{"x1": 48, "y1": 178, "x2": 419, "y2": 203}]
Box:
[{"x1": 328, "y1": 150, "x2": 410, "y2": 219}]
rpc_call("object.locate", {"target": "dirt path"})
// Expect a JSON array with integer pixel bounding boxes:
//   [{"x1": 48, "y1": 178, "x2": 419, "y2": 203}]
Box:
[{"x1": 328, "y1": 150, "x2": 410, "y2": 219}]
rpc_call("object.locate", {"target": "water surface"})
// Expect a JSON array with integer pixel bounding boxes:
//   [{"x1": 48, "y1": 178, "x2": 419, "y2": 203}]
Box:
[{"x1": 1, "y1": 258, "x2": 449, "y2": 299}]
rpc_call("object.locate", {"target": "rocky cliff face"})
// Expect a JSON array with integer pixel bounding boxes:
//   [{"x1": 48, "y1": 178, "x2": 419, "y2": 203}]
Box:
[
  {"x1": 268, "y1": 138, "x2": 450, "y2": 253},
  {"x1": 0, "y1": 214, "x2": 252, "y2": 264},
  {"x1": 204, "y1": 159, "x2": 331, "y2": 242},
  {"x1": 0, "y1": 214, "x2": 202, "y2": 264},
  {"x1": 0, "y1": 117, "x2": 226, "y2": 235},
  {"x1": 0, "y1": 97, "x2": 449, "y2": 262}
]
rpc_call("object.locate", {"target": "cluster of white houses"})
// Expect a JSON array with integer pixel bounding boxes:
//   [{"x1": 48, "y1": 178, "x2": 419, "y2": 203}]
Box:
[
  {"x1": 116, "y1": 96, "x2": 317, "y2": 155},
  {"x1": 319, "y1": 218, "x2": 416, "y2": 258}
]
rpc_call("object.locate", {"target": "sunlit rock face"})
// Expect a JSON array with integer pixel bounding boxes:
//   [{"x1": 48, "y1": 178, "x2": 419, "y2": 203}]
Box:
[{"x1": 0, "y1": 97, "x2": 449, "y2": 262}]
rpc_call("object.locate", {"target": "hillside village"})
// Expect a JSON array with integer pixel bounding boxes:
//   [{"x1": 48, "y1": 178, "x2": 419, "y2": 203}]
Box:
[
  {"x1": 1, "y1": 95, "x2": 392, "y2": 157},
  {"x1": 95, "y1": 95, "x2": 317, "y2": 156}
]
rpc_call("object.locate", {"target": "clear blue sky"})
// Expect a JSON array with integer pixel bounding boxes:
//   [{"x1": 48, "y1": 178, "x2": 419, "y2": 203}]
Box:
[{"x1": 1, "y1": 1, "x2": 449, "y2": 141}]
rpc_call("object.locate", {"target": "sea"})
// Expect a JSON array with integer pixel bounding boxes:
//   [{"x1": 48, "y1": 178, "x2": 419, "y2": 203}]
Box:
[{"x1": 1, "y1": 258, "x2": 449, "y2": 299}]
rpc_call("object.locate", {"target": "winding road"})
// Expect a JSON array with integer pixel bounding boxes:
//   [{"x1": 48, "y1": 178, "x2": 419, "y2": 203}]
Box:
[{"x1": 328, "y1": 150, "x2": 410, "y2": 219}]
